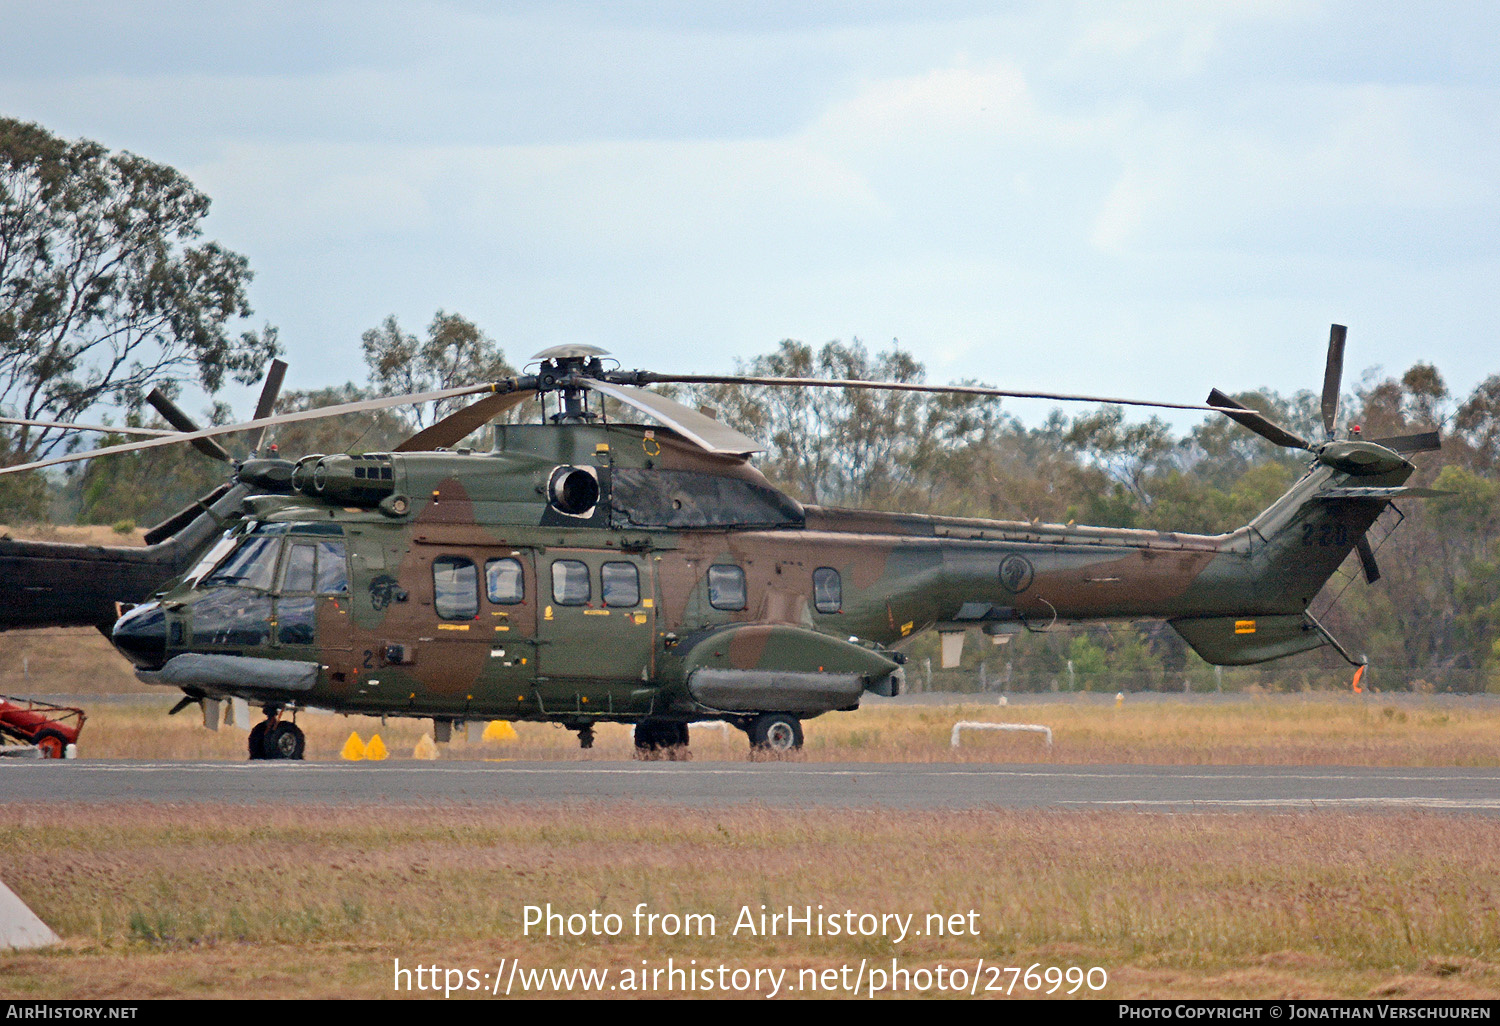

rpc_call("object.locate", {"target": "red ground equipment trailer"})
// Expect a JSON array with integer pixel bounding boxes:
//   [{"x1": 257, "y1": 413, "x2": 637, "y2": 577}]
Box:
[{"x1": 0, "y1": 695, "x2": 85, "y2": 758}]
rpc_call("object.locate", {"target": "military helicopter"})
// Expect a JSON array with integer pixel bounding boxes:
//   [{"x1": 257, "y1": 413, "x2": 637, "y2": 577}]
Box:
[
  {"x1": 0, "y1": 361, "x2": 288, "y2": 633},
  {"x1": 0, "y1": 326, "x2": 1442, "y2": 759}
]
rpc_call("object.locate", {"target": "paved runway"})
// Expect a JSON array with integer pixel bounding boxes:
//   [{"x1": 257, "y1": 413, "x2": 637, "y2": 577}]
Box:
[{"x1": 3, "y1": 760, "x2": 1500, "y2": 812}]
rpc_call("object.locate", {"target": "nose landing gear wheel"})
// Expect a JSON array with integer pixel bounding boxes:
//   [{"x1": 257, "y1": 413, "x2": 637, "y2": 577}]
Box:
[
  {"x1": 748, "y1": 713, "x2": 802, "y2": 752},
  {"x1": 262, "y1": 721, "x2": 306, "y2": 760}
]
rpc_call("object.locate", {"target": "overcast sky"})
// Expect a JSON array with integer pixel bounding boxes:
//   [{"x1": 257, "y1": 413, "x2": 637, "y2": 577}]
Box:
[{"x1": 4, "y1": 1, "x2": 1498, "y2": 431}]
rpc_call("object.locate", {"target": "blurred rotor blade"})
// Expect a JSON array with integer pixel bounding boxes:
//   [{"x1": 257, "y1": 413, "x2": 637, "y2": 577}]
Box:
[
  {"x1": 1368, "y1": 430, "x2": 1441, "y2": 454},
  {"x1": 146, "y1": 389, "x2": 234, "y2": 463},
  {"x1": 582, "y1": 378, "x2": 763, "y2": 455},
  {"x1": 633, "y1": 372, "x2": 1223, "y2": 415},
  {"x1": 247, "y1": 359, "x2": 288, "y2": 455},
  {"x1": 394, "y1": 390, "x2": 537, "y2": 452},
  {"x1": 1321, "y1": 324, "x2": 1347, "y2": 439},
  {"x1": 1206, "y1": 389, "x2": 1313, "y2": 451},
  {"x1": 0, "y1": 416, "x2": 177, "y2": 438},
  {"x1": 0, "y1": 379, "x2": 526, "y2": 477},
  {"x1": 1354, "y1": 534, "x2": 1381, "y2": 584}
]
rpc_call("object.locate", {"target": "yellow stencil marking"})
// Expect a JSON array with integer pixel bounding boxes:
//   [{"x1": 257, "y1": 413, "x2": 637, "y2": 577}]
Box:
[
  {"x1": 437, "y1": 623, "x2": 470, "y2": 631},
  {"x1": 1234, "y1": 620, "x2": 1257, "y2": 634},
  {"x1": 901, "y1": 621, "x2": 914, "y2": 637}
]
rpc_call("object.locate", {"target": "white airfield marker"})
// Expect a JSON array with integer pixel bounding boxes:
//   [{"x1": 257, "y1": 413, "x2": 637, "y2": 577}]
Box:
[{"x1": 0, "y1": 878, "x2": 59, "y2": 950}]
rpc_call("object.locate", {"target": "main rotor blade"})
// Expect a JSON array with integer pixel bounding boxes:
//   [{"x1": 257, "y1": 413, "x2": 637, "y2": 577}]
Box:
[
  {"x1": 146, "y1": 389, "x2": 234, "y2": 462},
  {"x1": 248, "y1": 358, "x2": 289, "y2": 455},
  {"x1": 1206, "y1": 389, "x2": 1313, "y2": 450},
  {"x1": 0, "y1": 380, "x2": 521, "y2": 477},
  {"x1": 581, "y1": 378, "x2": 763, "y2": 455},
  {"x1": 394, "y1": 390, "x2": 537, "y2": 452},
  {"x1": 0, "y1": 416, "x2": 177, "y2": 438},
  {"x1": 637, "y1": 373, "x2": 1225, "y2": 415},
  {"x1": 1322, "y1": 323, "x2": 1347, "y2": 439},
  {"x1": 1367, "y1": 430, "x2": 1441, "y2": 454},
  {"x1": 1354, "y1": 533, "x2": 1381, "y2": 584}
]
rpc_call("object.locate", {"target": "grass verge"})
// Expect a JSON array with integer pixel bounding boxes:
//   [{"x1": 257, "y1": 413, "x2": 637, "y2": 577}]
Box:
[
  {"x1": 54, "y1": 696, "x2": 1500, "y2": 766},
  {"x1": 0, "y1": 803, "x2": 1496, "y2": 999}
]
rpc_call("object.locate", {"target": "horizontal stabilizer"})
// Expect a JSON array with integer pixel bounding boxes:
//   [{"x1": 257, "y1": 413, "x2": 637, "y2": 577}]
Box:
[{"x1": 1169, "y1": 614, "x2": 1325, "y2": 666}]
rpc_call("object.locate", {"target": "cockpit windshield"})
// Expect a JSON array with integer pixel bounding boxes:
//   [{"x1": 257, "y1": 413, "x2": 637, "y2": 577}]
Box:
[
  {"x1": 202, "y1": 536, "x2": 281, "y2": 590},
  {"x1": 183, "y1": 532, "x2": 239, "y2": 588}
]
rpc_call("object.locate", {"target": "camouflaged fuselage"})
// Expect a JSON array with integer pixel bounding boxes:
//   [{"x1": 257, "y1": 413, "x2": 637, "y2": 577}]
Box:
[{"x1": 116, "y1": 422, "x2": 1412, "y2": 723}]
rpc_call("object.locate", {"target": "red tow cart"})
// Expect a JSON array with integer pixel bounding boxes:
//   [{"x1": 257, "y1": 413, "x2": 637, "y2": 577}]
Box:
[{"x1": 0, "y1": 695, "x2": 86, "y2": 758}]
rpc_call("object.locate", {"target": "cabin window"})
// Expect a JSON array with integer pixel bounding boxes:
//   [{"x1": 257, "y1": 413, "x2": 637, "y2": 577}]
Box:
[
  {"x1": 486, "y1": 557, "x2": 525, "y2": 604},
  {"x1": 279, "y1": 542, "x2": 317, "y2": 594},
  {"x1": 601, "y1": 562, "x2": 641, "y2": 607},
  {"x1": 315, "y1": 541, "x2": 348, "y2": 594},
  {"x1": 551, "y1": 560, "x2": 591, "y2": 606},
  {"x1": 813, "y1": 567, "x2": 842, "y2": 614},
  {"x1": 707, "y1": 564, "x2": 747, "y2": 611},
  {"x1": 203, "y1": 536, "x2": 280, "y2": 591},
  {"x1": 433, "y1": 556, "x2": 479, "y2": 620}
]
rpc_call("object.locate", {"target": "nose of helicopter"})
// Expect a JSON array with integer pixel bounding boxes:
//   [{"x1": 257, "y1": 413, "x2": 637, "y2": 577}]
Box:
[{"x1": 112, "y1": 601, "x2": 169, "y2": 670}]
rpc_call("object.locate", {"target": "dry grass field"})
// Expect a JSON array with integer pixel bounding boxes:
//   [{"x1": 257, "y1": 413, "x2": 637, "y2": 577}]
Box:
[
  {"x1": 42, "y1": 695, "x2": 1500, "y2": 766},
  {"x1": 2, "y1": 804, "x2": 1497, "y2": 1000}
]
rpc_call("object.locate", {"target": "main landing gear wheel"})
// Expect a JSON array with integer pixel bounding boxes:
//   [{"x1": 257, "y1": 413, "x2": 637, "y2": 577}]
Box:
[
  {"x1": 748, "y1": 713, "x2": 802, "y2": 753},
  {"x1": 633, "y1": 721, "x2": 690, "y2": 759},
  {"x1": 262, "y1": 721, "x2": 306, "y2": 760}
]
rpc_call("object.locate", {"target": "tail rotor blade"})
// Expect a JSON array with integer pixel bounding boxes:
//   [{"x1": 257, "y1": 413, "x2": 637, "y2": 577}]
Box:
[
  {"x1": 145, "y1": 389, "x2": 233, "y2": 463},
  {"x1": 1207, "y1": 389, "x2": 1313, "y2": 451},
  {"x1": 248, "y1": 359, "x2": 288, "y2": 455},
  {"x1": 1322, "y1": 324, "x2": 1347, "y2": 439},
  {"x1": 1355, "y1": 534, "x2": 1381, "y2": 584}
]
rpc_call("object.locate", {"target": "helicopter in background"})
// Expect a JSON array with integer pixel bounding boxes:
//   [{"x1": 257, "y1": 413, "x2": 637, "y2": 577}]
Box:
[
  {"x1": 0, "y1": 327, "x2": 1442, "y2": 759},
  {"x1": 0, "y1": 362, "x2": 289, "y2": 635}
]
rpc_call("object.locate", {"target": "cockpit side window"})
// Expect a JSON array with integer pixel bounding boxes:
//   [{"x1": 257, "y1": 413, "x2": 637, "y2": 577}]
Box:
[
  {"x1": 203, "y1": 537, "x2": 280, "y2": 590},
  {"x1": 279, "y1": 542, "x2": 317, "y2": 594},
  {"x1": 315, "y1": 541, "x2": 348, "y2": 594}
]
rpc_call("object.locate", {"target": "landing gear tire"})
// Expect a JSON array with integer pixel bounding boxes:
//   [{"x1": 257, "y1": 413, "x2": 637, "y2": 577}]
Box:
[
  {"x1": 634, "y1": 721, "x2": 690, "y2": 759},
  {"x1": 247, "y1": 721, "x2": 268, "y2": 760},
  {"x1": 748, "y1": 713, "x2": 802, "y2": 753},
  {"x1": 262, "y1": 721, "x2": 306, "y2": 760},
  {"x1": 34, "y1": 729, "x2": 66, "y2": 759}
]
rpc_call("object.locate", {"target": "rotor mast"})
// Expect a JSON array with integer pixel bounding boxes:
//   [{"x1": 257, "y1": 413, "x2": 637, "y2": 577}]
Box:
[{"x1": 533, "y1": 345, "x2": 610, "y2": 424}]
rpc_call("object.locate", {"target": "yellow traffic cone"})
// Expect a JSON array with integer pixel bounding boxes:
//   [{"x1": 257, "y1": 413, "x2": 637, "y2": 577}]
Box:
[
  {"x1": 413, "y1": 735, "x2": 438, "y2": 760},
  {"x1": 365, "y1": 734, "x2": 389, "y2": 761},
  {"x1": 482, "y1": 720, "x2": 518, "y2": 742},
  {"x1": 340, "y1": 732, "x2": 367, "y2": 761}
]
